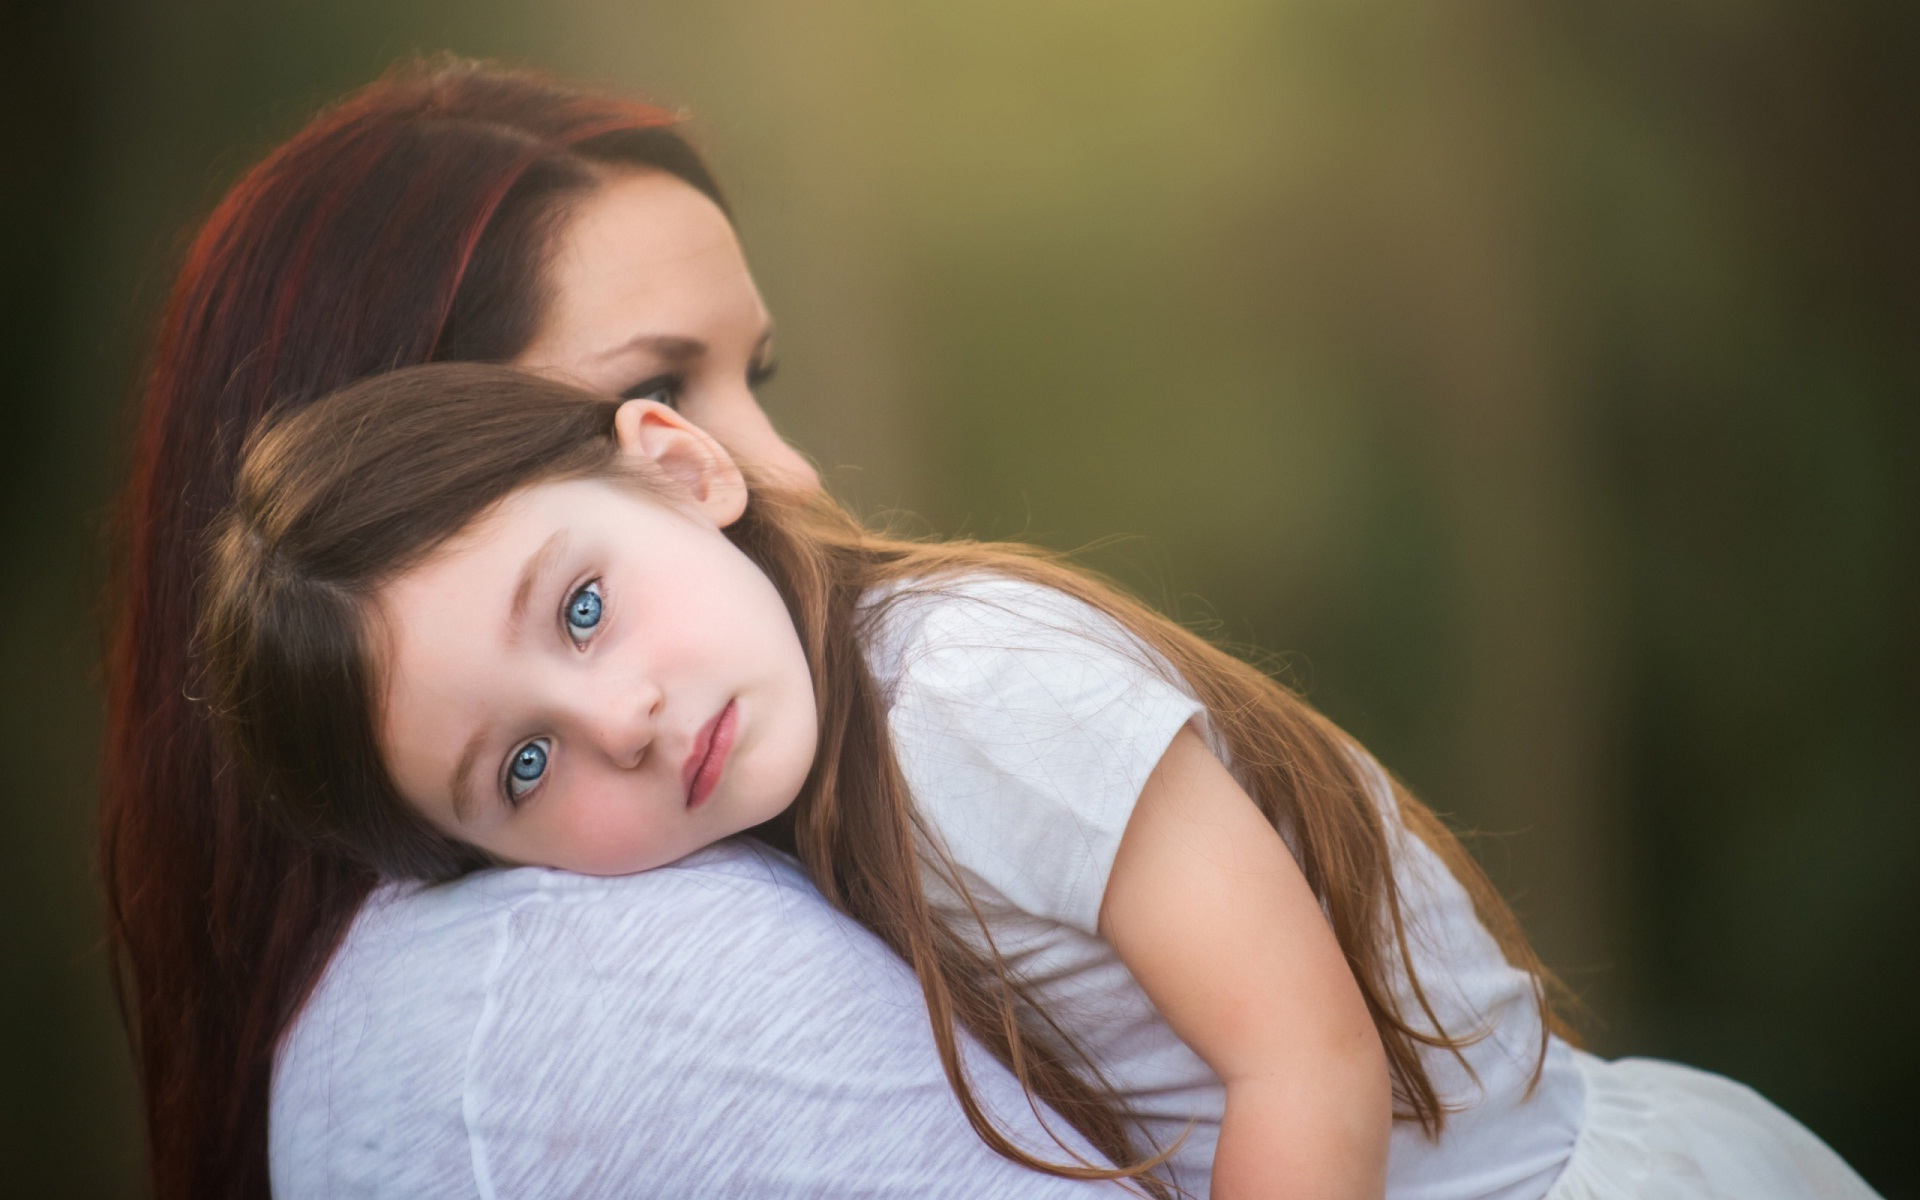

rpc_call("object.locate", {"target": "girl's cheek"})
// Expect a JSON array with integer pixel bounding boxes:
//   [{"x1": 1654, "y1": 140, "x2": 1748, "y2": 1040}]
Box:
[{"x1": 556, "y1": 801, "x2": 676, "y2": 877}]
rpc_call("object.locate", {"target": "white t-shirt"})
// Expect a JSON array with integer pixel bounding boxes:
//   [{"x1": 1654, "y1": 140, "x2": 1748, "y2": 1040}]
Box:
[
  {"x1": 863, "y1": 575, "x2": 1587, "y2": 1200},
  {"x1": 271, "y1": 840, "x2": 1130, "y2": 1199}
]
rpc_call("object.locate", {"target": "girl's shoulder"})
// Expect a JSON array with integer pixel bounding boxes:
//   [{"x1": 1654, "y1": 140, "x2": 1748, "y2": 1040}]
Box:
[
  {"x1": 858, "y1": 570, "x2": 1156, "y2": 693},
  {"x1": 857, "y1": 571, "x2": 1205, "y2": 935}
]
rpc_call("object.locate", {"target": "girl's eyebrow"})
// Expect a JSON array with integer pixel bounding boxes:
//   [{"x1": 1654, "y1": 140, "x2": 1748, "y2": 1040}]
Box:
[
  {"x1": 448, "y1": 528, "x2": 571, "y2": 821},
  {"x1": 507, "y1": 530, "x2": 571, "y2": 644},
  {"x1": 447, "y1": 723, "x2": 491, "y2": 825}
]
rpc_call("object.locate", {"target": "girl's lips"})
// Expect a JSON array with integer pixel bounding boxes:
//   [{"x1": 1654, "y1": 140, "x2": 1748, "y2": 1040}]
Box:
[{"x1": 683, "y1": 699, "x2": 737, "y2": 810}]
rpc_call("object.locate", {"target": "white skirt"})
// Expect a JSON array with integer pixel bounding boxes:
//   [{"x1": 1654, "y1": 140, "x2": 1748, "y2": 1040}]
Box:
[{"x1": 1545, "y1": 1052, "x2": 1881, "y2": 1200}]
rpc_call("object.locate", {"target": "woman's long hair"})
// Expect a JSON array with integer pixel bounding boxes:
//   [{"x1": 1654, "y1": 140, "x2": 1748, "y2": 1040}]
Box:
[
  {"x1": 101, "y1": 58, "x2": 728, "y2": 1200},
  {"x1": 201, "y1": 364, "x2": 1569, "y2": 1194}
]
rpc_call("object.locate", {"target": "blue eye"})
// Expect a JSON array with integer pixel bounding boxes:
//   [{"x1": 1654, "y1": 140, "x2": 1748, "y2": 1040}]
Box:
[
  {"x1": 507, "y1": 738, "x2": 550, "y2": 803},
  {"x1": 565, "y1": 581, "x2": 603, "y2": 642},
  {"x1": 620, "y1": 373, "x2": 682, "y2": 409}
]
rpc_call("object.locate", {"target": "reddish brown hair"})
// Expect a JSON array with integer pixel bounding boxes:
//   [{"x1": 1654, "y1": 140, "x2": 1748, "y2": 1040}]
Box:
[
  {"x1": 200, "y1": 365, "x2": 1566, "y2": 1193},
  {"x1": 101, "y1": 58, "x2": 725, "y2": 1199}
]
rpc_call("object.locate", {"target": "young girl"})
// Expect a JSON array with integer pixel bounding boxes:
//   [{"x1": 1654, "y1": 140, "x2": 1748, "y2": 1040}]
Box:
[{"x1": 199, "y1": 363, "x2": 1878, "y2": 1200}]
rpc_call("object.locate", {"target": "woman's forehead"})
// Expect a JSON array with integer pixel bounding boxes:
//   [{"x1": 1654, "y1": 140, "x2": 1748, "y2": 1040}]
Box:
[{"x1": 529, "y1": 170, "x2": 768, "y2": 362}]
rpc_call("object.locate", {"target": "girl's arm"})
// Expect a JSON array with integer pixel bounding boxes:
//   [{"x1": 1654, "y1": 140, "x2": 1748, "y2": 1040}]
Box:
[{"x1": 1098, "y1": 725, "x2": 1392, "y2": 1200}]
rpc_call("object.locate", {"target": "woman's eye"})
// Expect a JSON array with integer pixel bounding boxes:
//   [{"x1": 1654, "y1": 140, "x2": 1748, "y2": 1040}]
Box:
[
  {"x1": 620, "y1": 373, "x2": 681, "y2": 408},
  {"x1": 564, "y1": 580, "x2": 603, "y2": 644},
  {"x1": 506, "y1": 738, "x2": 550, "y2": 803},
  {"x1": 748, "y1": 356, "x2": 779, "y2": 389}
]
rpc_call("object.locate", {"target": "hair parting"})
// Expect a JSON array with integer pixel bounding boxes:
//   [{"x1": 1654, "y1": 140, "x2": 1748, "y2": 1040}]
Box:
[{"x1": 199, "y1": 363, "x2": 1572, "y2": 1193}]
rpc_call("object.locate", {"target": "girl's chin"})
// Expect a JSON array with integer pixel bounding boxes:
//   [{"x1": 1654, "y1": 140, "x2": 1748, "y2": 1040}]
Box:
[{"x1": 558, "y1": 843, "x2": 691, "y2": 878}]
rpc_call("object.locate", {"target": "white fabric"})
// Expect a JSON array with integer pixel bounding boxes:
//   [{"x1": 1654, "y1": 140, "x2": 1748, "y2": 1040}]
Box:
[
  {"x1": 866, "y1": 574, "x2": 1880, "y2": 1199},
  {"x1": 1544, "y1": 1052, "x2": 1880, "y2": 1200},
  {"x1": 271, "y1": 571, "x2": 1881, "y2": 1200},
  {"x1": 862, "y1": 575, "x2": 1585, "y2": 1200},
  {"x1": 271, "y1": 840, "x2": 1130, "y2": 1199}
]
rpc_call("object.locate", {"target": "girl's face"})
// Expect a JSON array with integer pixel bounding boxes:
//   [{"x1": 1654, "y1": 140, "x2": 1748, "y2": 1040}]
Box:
[
  {"x1": 373, "y1": 404, "x2": 820, "y2": 874},
  {"x1": 515, "y1": 168, "x2": 821, "y2": 490}
]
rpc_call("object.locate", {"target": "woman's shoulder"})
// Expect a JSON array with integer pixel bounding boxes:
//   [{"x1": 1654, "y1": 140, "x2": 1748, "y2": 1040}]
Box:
[
  {"x1": 273, "y1": 838, "x2": 1130, "y2": 1200},
  {"x1": 358, "y1": 838, "x2": 806, "y2": 921},
  {"x1": 297, "y1": 841, "x2": 858, "y2": 1042},
  {"x1": 276, "y1": 841, "x2": 908, "y2": 1159}
]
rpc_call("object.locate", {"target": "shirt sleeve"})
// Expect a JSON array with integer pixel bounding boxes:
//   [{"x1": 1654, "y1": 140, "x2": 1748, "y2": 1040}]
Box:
[
  {"x1": 874, "y1": 577, "x2": 1206, "y2": 935},
  {"x1": 273, "y1": 844, "x2": 1129, "y2": 1200}
]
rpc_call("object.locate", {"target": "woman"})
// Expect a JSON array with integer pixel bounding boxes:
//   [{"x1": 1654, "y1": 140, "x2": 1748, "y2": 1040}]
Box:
[{"x1": 101, "y1": 57, "x2": 1119, "y2": 1199}]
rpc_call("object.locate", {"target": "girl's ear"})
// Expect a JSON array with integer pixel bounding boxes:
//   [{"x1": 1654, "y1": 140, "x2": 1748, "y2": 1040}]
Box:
[{"x1": 611, "y1": 400, "x2": 748, "y2": 527}]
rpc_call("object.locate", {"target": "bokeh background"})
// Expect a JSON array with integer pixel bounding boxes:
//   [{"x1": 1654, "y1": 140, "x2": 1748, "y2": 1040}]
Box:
[{"x1": 3, "y1": 1, "x2": 1914, "y2": 1195}]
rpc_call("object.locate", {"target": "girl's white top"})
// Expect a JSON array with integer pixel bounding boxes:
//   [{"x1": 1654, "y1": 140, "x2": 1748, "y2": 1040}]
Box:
[{"x1": 862, "y1": 575, "x2": 1588, "y2": 1200}]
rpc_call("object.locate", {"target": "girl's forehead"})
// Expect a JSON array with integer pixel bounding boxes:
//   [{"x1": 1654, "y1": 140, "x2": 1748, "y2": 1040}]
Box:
[
  {"x1": 383, "y1": 477, "x2": 688, "y2": 623},
  {"x1": 406, "y1": 479, "x2": 622, "y2": 575}
]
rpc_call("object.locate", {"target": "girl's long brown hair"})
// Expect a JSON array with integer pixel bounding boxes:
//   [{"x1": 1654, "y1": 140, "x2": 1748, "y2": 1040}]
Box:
[
  {"x1": 202, "y1": 364, "x2": 1568, "y2": 1193},
  {"x1": 101, "y1": 59, "x2": 729, "y2": 1199}
]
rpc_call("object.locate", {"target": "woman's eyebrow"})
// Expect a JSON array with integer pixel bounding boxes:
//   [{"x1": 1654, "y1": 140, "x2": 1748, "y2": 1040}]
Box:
[
  {"x1": 589, "y1": 333, "x2": 706, "y2": 366},
  {"x1": 589, "y1": 326, "x2": 774, "y2": 367}
]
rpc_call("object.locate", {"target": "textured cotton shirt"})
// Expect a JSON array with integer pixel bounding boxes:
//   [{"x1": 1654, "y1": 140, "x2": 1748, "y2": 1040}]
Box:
[
  {"x1": 271, "y1": 841, "x2": 1127, "y2": 1199},
  {"x1": 863, "y1": 575, "x2": 1587, "y2": 1200}
]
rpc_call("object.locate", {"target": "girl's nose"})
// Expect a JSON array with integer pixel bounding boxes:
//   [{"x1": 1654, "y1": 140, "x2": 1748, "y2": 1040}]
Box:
[{"x1": 581, "y1": 678, "x2": 662, "y2": 770}]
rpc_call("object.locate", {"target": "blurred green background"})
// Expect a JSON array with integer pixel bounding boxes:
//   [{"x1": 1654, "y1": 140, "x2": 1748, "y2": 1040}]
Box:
[{"x1": 3, "y1": 1, "x2": 1914, "y2": 1195}]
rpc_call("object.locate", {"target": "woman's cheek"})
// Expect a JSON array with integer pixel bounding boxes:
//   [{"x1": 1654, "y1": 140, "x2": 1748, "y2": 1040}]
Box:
[{"x1": 705, "y1": 401, "x2": 818, "y2": 490}]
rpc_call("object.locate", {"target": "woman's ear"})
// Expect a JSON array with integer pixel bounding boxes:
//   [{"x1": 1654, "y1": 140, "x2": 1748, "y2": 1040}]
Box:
[{"x1": 611, "y1": 400, "x2": 748, "y2": 527}]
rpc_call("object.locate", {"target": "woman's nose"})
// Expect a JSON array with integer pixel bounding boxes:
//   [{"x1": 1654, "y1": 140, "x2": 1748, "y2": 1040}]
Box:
[{"x1": 724, "y1": 383, "x2": 820, "y2": 491}]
